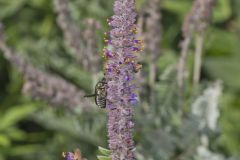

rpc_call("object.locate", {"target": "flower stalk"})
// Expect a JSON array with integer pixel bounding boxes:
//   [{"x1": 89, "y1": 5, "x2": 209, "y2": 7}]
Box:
[
  {"x1": 144, "y1": 0, "x2": 162, "y2": 105},
  {"x1": 193, "y1": 0, "x2": 216, "y2": 86}
]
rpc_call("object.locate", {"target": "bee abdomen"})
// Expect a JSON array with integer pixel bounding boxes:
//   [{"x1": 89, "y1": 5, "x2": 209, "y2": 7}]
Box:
[
  {"x1": 95, "y1": 96, "x2": 106, "y2": 108},
  {"x1": 94, "y1": 78, "x2": 107, "y2": 108}
]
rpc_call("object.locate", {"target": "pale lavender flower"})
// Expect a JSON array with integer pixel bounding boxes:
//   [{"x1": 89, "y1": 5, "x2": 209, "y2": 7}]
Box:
[
  {"x1": 54, "y1": 0, "x2": 102, "y2": 74},
  {"x1": 0, "y1": 24, "x2": 92, "y2": 111},
  {"x1": 103, "y1": 0, "x2": 143, "y2": 159},
  {"x1": 177, "y1": 0, "x2": 216, "y2": 89},
  {"x1": 142, "y1": 0, "x2": 162, "y2": 104},
  {"x1": 182, "y1": 0, "x2": 216, "y2": 37},
  {"x1": 54, "y1": 0, "x2": 81, "y2": 57}
]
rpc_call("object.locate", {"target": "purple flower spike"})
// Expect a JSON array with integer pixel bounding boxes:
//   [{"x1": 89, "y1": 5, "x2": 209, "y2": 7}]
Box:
[{"x1": 103, "y1": 0, "x2": 142, "y2": 159}]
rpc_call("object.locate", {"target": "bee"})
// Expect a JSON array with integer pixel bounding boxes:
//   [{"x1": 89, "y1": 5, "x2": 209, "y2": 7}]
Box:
[{"x1": 84, "y1": 78, "x2": 107, "y2": 108}]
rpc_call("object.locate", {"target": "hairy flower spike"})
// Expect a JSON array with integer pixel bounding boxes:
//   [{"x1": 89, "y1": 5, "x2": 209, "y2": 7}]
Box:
[{"x1": 103, "y1": 0, "x2": 141, "y2": 159}]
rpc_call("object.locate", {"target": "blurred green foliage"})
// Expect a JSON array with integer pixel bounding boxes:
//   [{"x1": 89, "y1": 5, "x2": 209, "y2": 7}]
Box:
[{"x1": 0, "y1": 0, "x2": 240, "y2": 159}]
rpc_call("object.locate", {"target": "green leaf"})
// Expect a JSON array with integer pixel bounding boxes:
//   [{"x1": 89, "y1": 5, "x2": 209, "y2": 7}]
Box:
[
  {"x1": 0, "y1": 0, "x2": 27, "y2": 19},
  {"x1": 205, "y1": 28, "x2": 240, "y2": 56},
  {"x1": 30, "y1": 0, "x2": 47, "y2": 8},
  {"x1": 98, "y1": 146, "x2": 112, "y2": 156},
  {"x1": 10, "y1": 144, "x2": 42, "y2": 156},
  {"x1": 5, "y1": 127, "x2": 27, "y2": 141},
  {"x1": 204, "y1": 57, "x2": 240, "y2": 89},
  {"x1": 162, "y1": 0, "x2": 191, "y2": 18},
  {"x1": 213, "y1": 0, "x2": 232, "y2": 23},
  {"x1": 219, "y1": 92, "x2": 240, "y2": 154},
  {"x1": 97, "y1": 155, "x2": 112, "y2": 160},
  {"x1": 0, "y1": 104, "x2": 38, "y2": 130},
  {"x1": 0, "y1": 134, "x2": 11, "y2": 147},
  {"x1": 157, "y1": 49, "x2": 177, "y2": 70},
  {"x1": 0, "y1": 155, "x2": 4, "y2": 160}
]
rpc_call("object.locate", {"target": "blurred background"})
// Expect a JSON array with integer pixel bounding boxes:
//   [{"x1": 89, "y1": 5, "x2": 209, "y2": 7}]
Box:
[{"x1": 0, "y1": 0, "x2": 240, "y2": 159}]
